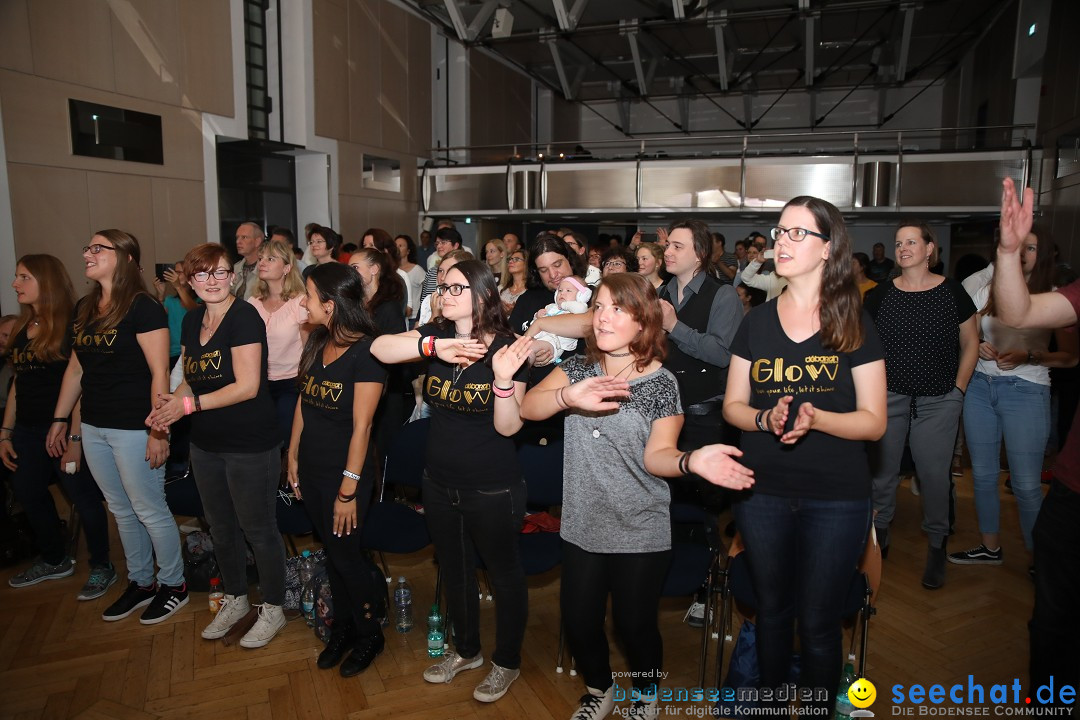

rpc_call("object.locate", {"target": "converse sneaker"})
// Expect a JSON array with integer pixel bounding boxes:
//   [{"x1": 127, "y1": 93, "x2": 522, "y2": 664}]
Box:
[
  {"x1": 102, "y1": 581, "x2": 157, "y2": 621},
  {"x1": 947, "y1": 544, "x2": 1004, "y2": 566},
  {"x1": 77, "y1": 563, "x2": 117, "y2": 601},
  {"x1": 239, "y1": 604, "x2": 286, "y2": 648},
  {"x1": 8, "y1": 557, "x2": 74, "y2": 588},
  {"x1": 627, "y1": 697, "x2": 661, "y2": 720},
  {"x1": 570, "y1": 686, "x2": 615, "y2": 720},
  {"x1": 201, "y1": 594, "x2": 251, "y2": 639},
  {"x1": 683, "y1": 601, "x2": 705, "y2": 628},
  {"x1": 140, "y1": 583, "x2": 189, "y2": 625},
  {"x1": 473, "y1": 663, "x2": 520, "y2": 702},
  {"x1": 423, "y1": 651, "x2": 484, "y2": 683}
]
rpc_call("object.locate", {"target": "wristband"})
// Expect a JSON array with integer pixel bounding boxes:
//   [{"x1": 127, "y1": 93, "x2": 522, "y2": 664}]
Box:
[
  {"x1": 337, "y1": 491, "x2": 356, "y2": 503},
  {"x1": 419, "y1": 336, "x2": 437, "y2": 357},
  {"x1": 754, "y1": 408, "x2": 768, "y2": 432},
  {"x1": 555, "y1": 387, "x2": 569, "y2": 410},
  {"x1": 678, "y1": 451, "x2": 693, "y2": 476},
  {"x1": 493, "y1": 383, "x2": 515, "y2": 399},
  {"x1": 0, "y1": 426, "x2": 13, "y2": 433},
  {"x1": 182, "y1": 396, "x2": 195, "y2": 415},
  {"x1": 342, "y1": 469, "x2": 361, "y2": 481},
  {"x1": 52, "y1": 417, "x2": 69, "y2": 425},
  {"x1": 193, "y1": 395, "x2": 202, "y2": 412}
]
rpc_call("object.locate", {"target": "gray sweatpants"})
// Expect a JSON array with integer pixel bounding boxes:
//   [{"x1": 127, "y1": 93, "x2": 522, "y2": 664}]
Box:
[{"x1": 871, "y1": 389, "x2": 964, "y2": 548}]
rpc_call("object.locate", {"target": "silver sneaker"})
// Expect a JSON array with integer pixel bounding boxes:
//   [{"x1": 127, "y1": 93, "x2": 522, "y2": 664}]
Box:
[
  {"x1": 201, "y1": 594, "x2": 251, "y2": 639},
  {"x1": 239, "y1": 604, "x2": 286, "y2": 648},
  {"x1": 570, "y1": 686, "x2": 615, "y2": 720},
  {"x1": 77, "y1": 564, "x2": 117, "y2": 601},
  {"x1": 8, "y1": 557, "x2": 74, "y2": 588},
  {"x1": 473, "y1": 663, "x2": 520, "y2": 702},
  {"x1": 422, "y1": 651, "x2": 483, "y2": 683}
]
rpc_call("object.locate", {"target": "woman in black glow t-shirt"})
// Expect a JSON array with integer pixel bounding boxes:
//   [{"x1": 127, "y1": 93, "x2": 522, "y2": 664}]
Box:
[
  {"x1": 723, "y1": 197, "x2": 888, "y2": 714},
  {"x1": 48, "y1": 230, "x2": 185, "y2": 625},
  {"x1": 371, "y1": 260, "x2": 529, "y2": 704},
  {"x1": 287, "y1": 263, "x2": 387, "y2": 678},
  {"x1": 147, "y1": 243, "x2": 286, "y2": 649}
]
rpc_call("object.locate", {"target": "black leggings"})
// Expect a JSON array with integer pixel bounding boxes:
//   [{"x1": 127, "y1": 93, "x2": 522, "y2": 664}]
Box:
[{"x1": 560, "y1": 540, "x2": 671, "y2": 693}]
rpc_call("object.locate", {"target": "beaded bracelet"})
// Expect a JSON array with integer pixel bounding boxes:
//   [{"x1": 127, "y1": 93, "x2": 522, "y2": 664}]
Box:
[{"x1": 492, "y1": 384, "x2": 515, "y2": 399}]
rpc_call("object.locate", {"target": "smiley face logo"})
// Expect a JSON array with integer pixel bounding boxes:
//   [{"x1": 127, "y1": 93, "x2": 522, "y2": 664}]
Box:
[{"x1": 848, "y1": 678, "x2": 877, "y2": 708}]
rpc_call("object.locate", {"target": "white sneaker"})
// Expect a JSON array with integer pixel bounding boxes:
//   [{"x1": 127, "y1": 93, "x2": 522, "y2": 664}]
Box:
[
  {"x1": 683, "y1": 601, "x2": 705, "y2": 628},
  {"x1": 239, "y1": 604, "x2": 286, "y2": 648},
  {"x1": 570, "y1": 686, "x2": 614, "y2": 720},
  {"x1": 473, "y1": 663, "x2": 520, "y2": 702},
  {"x1": 423, "y1": 651, "x2": 484, "y2": 683},
  {"x1": 201, "y1": 594, "x2": 251, "y2": 639}
]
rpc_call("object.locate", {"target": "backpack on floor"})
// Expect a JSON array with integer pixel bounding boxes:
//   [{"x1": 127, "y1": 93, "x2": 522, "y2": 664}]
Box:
[
  {"x1": 310, "y1": 551, "x2": 388, "y2": 644},
  {"x1": 283, "y1": 548, "x2": 326, "y2": 612}
]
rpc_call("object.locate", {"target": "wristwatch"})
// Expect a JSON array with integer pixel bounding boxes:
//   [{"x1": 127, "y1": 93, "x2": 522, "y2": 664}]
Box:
[{"x1": 68, "y1": 434, "x2": 82, "y2": 443}]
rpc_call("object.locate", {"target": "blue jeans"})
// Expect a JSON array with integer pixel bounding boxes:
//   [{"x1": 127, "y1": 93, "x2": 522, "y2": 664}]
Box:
[
  {"x1": 81, "y1": 424, "x2": 184, "y2": 587},
  {"x1": 734, "y1": 492, "x2": 870, "y2": 713},
  {"x1": 964, "y1": 372, "x2": 1050, "y2": 551}
]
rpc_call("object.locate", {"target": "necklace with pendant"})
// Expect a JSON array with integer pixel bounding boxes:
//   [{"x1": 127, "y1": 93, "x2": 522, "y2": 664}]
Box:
[{"x1": 591, "y1": 357, "x2": 637, "y2": 439}]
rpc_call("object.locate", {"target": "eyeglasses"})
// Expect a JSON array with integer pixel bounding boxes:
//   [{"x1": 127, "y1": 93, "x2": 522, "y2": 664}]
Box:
[
  {"x1": 603, "y1": 260, "x2": 626, "y2": 269},
  {"x1": 769, "y1": 226, "x2": 830, "y2": 243},
  {"x1": 191, "y1": 268, "x2": 232, "y2": 282},
  {"x1": 83, "y1": 244, "x2": 117, "y2": 255},
  {"x1": 507, "y1": 256, "x2": 524, "y2": 263},
  {"x1": 436, "y1": 283, "x2": 470, "y2": 296},
  {"x1": 434, "y1": 238, "x2": 454, "y2": 247},
  {"x1": 309, "y1": 238, "x2": 327, "y2": 247}
]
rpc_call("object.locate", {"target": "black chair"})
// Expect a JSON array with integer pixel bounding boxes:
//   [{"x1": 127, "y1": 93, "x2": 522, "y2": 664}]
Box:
[
  {"x1": 517, "y1": 439, "x2": 564, "y2": 576},
  {"x1": 276, "y1": 488, "x2": 314, "y2": 556},
  {"x1": 164, "y1": 466, "x2": 205, "y2": 522}
]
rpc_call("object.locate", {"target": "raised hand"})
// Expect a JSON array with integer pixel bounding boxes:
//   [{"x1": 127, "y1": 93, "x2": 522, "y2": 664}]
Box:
[
  {"x1": 492, "y1": 335, "x2": 533, "y2": 385},
  {"x1": 999, "y1": 178, "x2": 1034, "y2": 255}
]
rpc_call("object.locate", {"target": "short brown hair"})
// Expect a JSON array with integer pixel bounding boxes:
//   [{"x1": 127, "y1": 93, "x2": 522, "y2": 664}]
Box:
[
  {"x1": 584, "y1": 273, "x2": 666, "y2": 371},
  {"x1": 183, "y1": 243, "x2": 231, "y2": 278}
]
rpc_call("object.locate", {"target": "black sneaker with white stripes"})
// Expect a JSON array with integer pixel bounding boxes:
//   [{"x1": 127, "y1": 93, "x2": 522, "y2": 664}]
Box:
[
  {"x1": 947, "y1": 544, "x2": 1003, "y2": 566},
  {"x1": 139, "y1": 582, "x2": 189, "y2": 624}
]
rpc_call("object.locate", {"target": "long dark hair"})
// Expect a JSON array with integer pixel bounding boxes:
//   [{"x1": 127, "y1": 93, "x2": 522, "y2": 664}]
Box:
[
  {"x1": 983, "y1": 223, "x2": 1056, "y2": 316},
  {"x1": 353, "y1": 248, "x2": 404, "y2": 314},
  {"x1": 297, "y1": 263, "x2": 378, "y2": 381},
  {"x1": 12, "y1": 255, "x2": 76, "y2": 363},
  {"x1": 362, "y1": 227, "x2": 399, "y2": 271},
  {"x1": 526, "y1": 234, "x2": 583, "y2": 289},
  {"x1": 395, "y1": 234, "x2": 417, "y2": 264},
  {"x1": 75, "y1": 229, "x2": 155, "y2": 332},
  {"x1": 435, "y1": 260, "x2": 513, "y2": 342},
  {"x1": 782, "y1": 196, "x2": 864, "y2": 353},
  {"x1": 668, "y1": 218, "x2": 716, "y2": 278}
]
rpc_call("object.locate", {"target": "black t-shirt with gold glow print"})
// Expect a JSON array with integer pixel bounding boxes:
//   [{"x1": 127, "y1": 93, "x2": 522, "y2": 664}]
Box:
[
  {"x1": 181, "y1": 300, "x2": 278, "y2": 454},
  {"x1": 72, "y1": 294, "x2": 168, "y2": 430},
  {"x1": 11, "y1": 327, "x2": 70, "y2": 426},
  {"x1": 298, "y1": 338, "x2": 387, "y2": 478},
  {"x1": 416, "y1": 322, "x2": 529, "y2": 489},
  {"x1": 731, "y1": 303, "x2": 884, "y2": 500}
]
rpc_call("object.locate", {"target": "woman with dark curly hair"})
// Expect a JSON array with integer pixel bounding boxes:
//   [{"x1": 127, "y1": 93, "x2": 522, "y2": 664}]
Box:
[
  {"x1": 372, "y1": 259, "x2": 530, "y2": 705},
  {"x1": 600, "y1": 246, "x2": 637, "y2": 278}
]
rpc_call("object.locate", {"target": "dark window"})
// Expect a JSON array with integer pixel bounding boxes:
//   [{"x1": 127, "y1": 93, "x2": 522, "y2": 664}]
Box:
[{"x1": 68, "y1": 99, "x2": 163, "y2": 165}]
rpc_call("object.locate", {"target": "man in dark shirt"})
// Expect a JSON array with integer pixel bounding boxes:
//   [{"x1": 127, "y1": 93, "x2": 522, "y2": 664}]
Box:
[
  {"x1": 868, "y1": 242, "x2": 895, "y2": 282},
  {"x1": 710, "y1": 232, "x2": 738, "y2": 285},
  {"x1": 993, "y1": 178, "x2": 1080, "y2": 711}
]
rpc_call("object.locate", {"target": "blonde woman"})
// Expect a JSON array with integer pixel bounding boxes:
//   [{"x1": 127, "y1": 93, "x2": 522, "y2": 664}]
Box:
[
  {"x1": 249, "y1": 239, "x2": 309, "y2": 446},
  {"x1": 485, "y1": 239, "x2": 509, "y2": 284}
]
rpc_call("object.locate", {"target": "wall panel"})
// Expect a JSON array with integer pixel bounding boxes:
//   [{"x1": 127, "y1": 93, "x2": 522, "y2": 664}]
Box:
[
  {"x1": 0, "y1": 1, "x2": 34, "y2": 74},
  {"x1": 406, "y1": 16, "x2": 432, "y2": 158},
  {"x1": 378, "y1": 1, "x2": 410, "y2": 154},
  {"x1": 179, "y1": 0, "x2": 234, "y2": 115},
  {"x1": 110, "y1": 0, "x2": 182, "y2": 106},
  {"x1": 152, "y1": 178, "x2": 208, "y2": 262},
  {"x1": 27, "y1": 0, "x2": 115, "y2": 92},
  {"x1": 8, "y1": 164, "x2": 91, "y2": 287},
  {"x1": 313, "y1": 0, "x2": 350, "y2": 140},
  {"x1": 348, "y1": 0, "x2": 382, "y2": 148}
]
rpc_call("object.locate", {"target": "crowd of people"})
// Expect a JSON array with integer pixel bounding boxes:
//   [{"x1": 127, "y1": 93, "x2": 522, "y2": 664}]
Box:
[{"x1": 3, "y1": 182, "x2": 1079, "y2": 718}]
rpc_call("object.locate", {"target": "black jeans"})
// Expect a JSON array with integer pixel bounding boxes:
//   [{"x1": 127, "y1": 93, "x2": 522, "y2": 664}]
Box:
[
  {"x1": 560, "y1": 540, "x2": 671, "y2": 694},
  {"x1": 11, "y1": 424, "x2": 110, "y2": 567},
  {"x1": 268, "y1": 379, "x2": 299, "y2": 449},
  {"x1": 423, "y1": 475, "x2": 527, "y2": 669},
  {"x1": 1029, "y1": 480, "x2": 1080, "y2": 710},
  {"x1": 300, "y1": 464, "x2": 383, "y2": 638},
  {"x1": 190, "y1": 444, "x2": 287, "y2": 604}
]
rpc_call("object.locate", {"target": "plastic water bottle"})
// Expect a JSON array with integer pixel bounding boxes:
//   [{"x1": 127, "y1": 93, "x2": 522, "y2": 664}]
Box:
[
  {"x1": 394, "y1": 577, "x2": 413, "y2": 633},
  {"x1": 208, "y1": 577, "x2": 224, "y2": 614},
  {"x1": 298, "y1": 550, "x2": 314, "y2": 588},
  {"x1": 301, "y1": 582, "x2": 316, "y2": 626},
  {"x1": 834, "y1": 658, "x2": 857, "y2": 719},
  {"x1": 427, "y1": 604, "x2": 444, "y2": 657}
]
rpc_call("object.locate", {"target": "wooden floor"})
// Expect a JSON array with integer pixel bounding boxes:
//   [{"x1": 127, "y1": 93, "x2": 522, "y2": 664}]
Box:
[{"x1": 0, "y1": 473, "x2": 1035, "y2": 719}]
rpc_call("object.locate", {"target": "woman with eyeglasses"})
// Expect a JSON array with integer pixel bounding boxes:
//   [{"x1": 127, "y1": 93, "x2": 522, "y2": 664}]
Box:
[
  {"x1": 723, "y1": 198, "x2": 887, "y2": 714},
  {"x1": 302, "y1": 225, "x2": 341, "y2": 283},
  {"x1": 500, "y1": 249, "x2": 528, "y2": 310},
  {"x1": 146, "y1": 243, "x2": 287, "y2": 647},
  {"x1": 865, "y1": 220, "x2": 979, "y2": 589},
  {"x1": 249, "y1": 239, "x2": 309, "y2": 447},
  {"x1": 600, "y1": 247, "x2": 637, "y2": 278},
  {"x1": 371, "y1": 260, "x2": 530, "y2": 705},
  {"x1": 48, "y1": 231, "x2": 186, "y2": 624},
  {"x1": 635, "y1": 243, "x2": 665, "y2": 290},
  {"x1": 288, "y1": 263, "x2": 388, "y2": 677}
]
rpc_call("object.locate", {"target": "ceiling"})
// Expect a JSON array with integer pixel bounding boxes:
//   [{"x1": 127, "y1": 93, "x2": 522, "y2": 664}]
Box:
[{"x1": 405, "y1": 0, "x2": 1014, "y2": 131}]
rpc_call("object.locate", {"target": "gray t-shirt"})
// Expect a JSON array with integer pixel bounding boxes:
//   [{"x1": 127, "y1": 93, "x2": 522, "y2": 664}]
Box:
[{"x1": 560, "y1": 357, "x2": 683, "y2": 554}]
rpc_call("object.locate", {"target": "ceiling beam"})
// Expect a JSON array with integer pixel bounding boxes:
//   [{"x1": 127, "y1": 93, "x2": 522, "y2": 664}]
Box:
[
  {"x1": 804, "y1": 11, "x2": 816, "y2": 87},
  {"x1": 441, "y1": 0, "x2": 497, "y2": 43},
  {"x1": 671, "y1": 0, "x2": 685, "y2": 21},
  {"x1": 708, "y1": 11, "x2": 730, "y2": 91},
  {"x1": 552, "y1": 0, "x2": 590, "y2": 33},
  {"x1": 543, "y1": 33, "x2": 575, "y2": 99},
  {"x1": 442, "y1": 0, "x2": 469, "y2": 42},
  {"x1": 896, "y1": 3, "x2": 917, "y2": 83},
  {"x1": 621, "y1": 20, "x2": 649, "y2": 96}
]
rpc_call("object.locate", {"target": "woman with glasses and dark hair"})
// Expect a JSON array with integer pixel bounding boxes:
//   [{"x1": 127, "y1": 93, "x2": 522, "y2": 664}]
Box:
[
  {"x1": 302, "y1": 225, "x2": 342, "y2": 282},
  {"x1": 723, "y1": 198, "x2": 887, "y2": 714},
  {"x1": 600, "y1": 246, "x2": 637, "y2": 278},
  {"x1": 371, "y1": 260, "x2": 530, "y2": 705},
  {"x1": 147, "y1": 243, "x2": 287, "y2": 648},
  {"x1": 48, "y1": 231, "x2": 186, "y2": 624},
  {"x1": 865, "y1": 220, "x2": 979, "y2": 588},
  {"x1": 287, "y1": 263, "x2": 388, "y2": 677}
]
